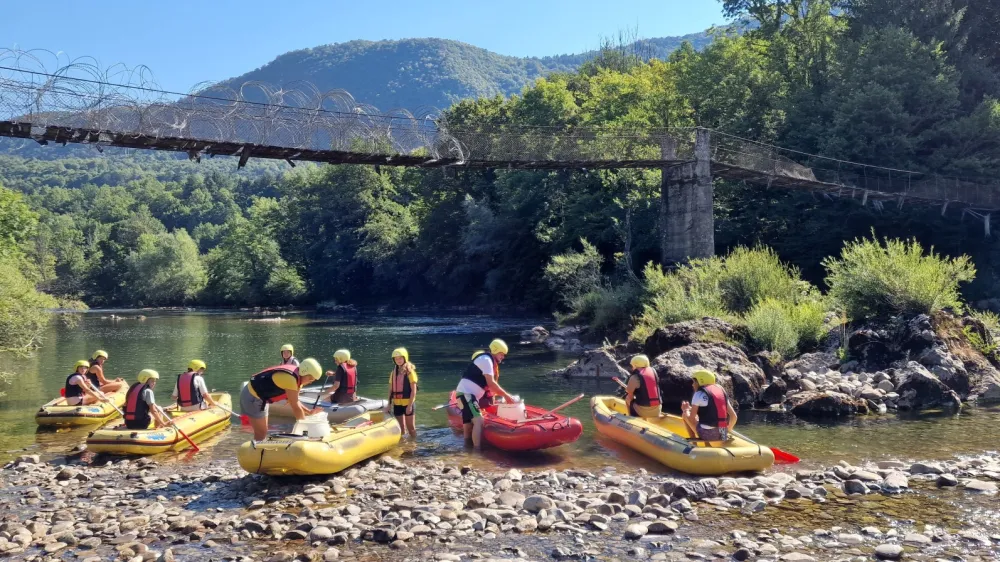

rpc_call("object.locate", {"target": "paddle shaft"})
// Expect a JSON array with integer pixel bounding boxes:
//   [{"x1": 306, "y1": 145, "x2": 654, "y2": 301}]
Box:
[
  {"x1": 93, "y1": 389, "x2": 125, "y2": 417},
  {"x1": 517, "y1": 393, "x2": 584, "y2": 424},
  {"x1": 155, "y1": 405, "x2": 201, "y2": 452}
]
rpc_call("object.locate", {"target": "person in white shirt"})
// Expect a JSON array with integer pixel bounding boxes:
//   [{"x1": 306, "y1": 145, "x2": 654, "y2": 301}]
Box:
[
  {"x1": 172, "y1": 360, "x2": 219, "y2": 412},
  {"x1": 455, "y1": 339, "x2": 515, "y2": 450}
]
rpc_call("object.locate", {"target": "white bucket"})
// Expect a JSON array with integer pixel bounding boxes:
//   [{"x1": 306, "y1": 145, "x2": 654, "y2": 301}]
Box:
[
  {"x1": 496, "y1": 400, "x2": 526, "y2": 422},
  {"x1": 291, "y1": 412, "x2": 331, "y2": 438}
]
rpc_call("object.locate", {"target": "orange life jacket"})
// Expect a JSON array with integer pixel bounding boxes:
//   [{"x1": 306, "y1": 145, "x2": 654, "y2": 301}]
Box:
[{"x1": 390, "y1": 365, "x2": 415, "y2": 406}]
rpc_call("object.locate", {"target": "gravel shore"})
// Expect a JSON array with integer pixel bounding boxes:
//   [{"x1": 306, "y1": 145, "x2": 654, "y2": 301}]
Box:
[{"x1": 1, "y1": 451, "x2": 999, "y2": 561}]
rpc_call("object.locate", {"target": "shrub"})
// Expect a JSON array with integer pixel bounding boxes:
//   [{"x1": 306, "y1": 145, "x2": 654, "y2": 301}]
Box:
[
  {"x1": 744, "y1": 298, "x2": 829, "y2": 358},
  {"x1": 630, "y1": 260, "x2": 729, "y2": 342},
  {"x1": 965, "y1": 309, "x2": 1000, "y2": 359},
  {"x1": 788, "y1": 299, "x2": 829, "y2": 350},
  {"x1": 544, "y1": 239, "x2": 603, "y2": 309},
  {"x1": 0, "y1": 256, "x2": 57, "y2": 353},
  {"x1": 560, "y1": 282, "x2": 643, "y2": 336},
  {"x1": 823, "y1": 234, "x2": 976, "y2": 320},
  {"x1": 718, "y1": 245, "x2": 807, "y2": 314}
]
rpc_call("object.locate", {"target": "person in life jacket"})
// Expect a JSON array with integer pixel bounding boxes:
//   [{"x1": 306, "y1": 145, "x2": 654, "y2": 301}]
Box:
[
  {"x1": 64, "y1": 360, "x2": 104, "y2": 406},
  {"x1": 455, "y1": 339, "x2": 515, "y2": 450},
  {"x1": 172, "y1": 360, "x2": 220, "y2": 412},
  {"x1": 323, "y1": 349, "x2": 358, "y2": 405},
  {"x1": 124, "y1": 369, "x2": 170, "y2": 430},
  {"x1": 386, "y1": 347, "x2": 418, "y2": 438},
  {"x1": 625, "y1": 355, "x2": 662, "y2": 418},
  {"x1": 681, "y1": 369, "x2": 738, "y2": 443},
  {"x1": 240, "y1": 358, "x2": 323, "y2": 441},
  {"x1": 280, "y1": 344, "x2": 300, "y2": 367},
  {"x1": 89, "y1": 350, "x2": 127, "y2": 394}
]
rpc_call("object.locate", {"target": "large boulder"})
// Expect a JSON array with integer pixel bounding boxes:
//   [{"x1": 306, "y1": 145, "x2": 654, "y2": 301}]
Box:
[
  {"x1": 643, "y1": 318, "x2": 739, "y2": 358},
  {"x1": 651, "y1": 342, "x2": 766, "y2": 412},
  {"x1": 750, "y1": 351, "x2": 783, "y2": 381},
  {"x1": 758, "y1": 379, "x2": 788, "y2": 406},
  {"x1": 520, "y1": 326, "x2": 549, "y2": 344},
  {"x1": 916, "y1": 344, "x2": 970, "y2": 396},
  {"x1": 892, "y1": 362, "x2": 962, "y2": 411},
  {"x1": 785, "y1": 391, "x2": 870, "y2": 418},
  {"x1": 549, "y1": 349, "x2": 630, "y2": 379},
  {"x1": 784, "y1": 352, "x2": 839, "y2": 376}
]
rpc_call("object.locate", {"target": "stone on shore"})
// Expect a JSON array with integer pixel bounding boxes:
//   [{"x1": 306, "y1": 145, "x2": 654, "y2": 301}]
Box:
[
  {"x1": 874, "y1": 544, "x2": 903, "y2": 560},
  {"x1": 786, "y1": 391, "x2": 869, "y2": 417}
]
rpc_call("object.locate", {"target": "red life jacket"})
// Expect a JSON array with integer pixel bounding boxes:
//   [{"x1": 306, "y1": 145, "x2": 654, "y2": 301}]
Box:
[
  {"x1": 176, "y1": 371, "x2": 204, "y2": 407},
  {"x1": 390, "y1": 365, "x2": 415, "y2": 405},
  {"x1": 632, "y1": 367, "x2": 661, "y2": 408},
  {"x1": 249, "y1": 365, "x2": 301, "y2": 403},
  {"x1": 124, "y1": 382, "x2": 152, "y2": 429},
  {"x1": 699, "y1": 384, "x2": 729, "y2": 428},
  {"x1": 332, "y1": 363, "x2": 357, "y2": 404}
]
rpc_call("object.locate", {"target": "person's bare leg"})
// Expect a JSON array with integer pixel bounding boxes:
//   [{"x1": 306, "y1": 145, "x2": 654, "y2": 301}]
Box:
[
  {"x1": 405, "y1": 414, "x2": 416, "y2": 437},
  {"x1": 394, "y1": 415, "x2": 405, "y2": 433},
  {"x1": 463, "y1": 422, "x2": 473, "y2": 443},
  {"x1": 472, "y1": 417, "x2": 484, "y2": 450},
  {"x1": 250, "y1": 416, "x2": 268, "y2": 441}
]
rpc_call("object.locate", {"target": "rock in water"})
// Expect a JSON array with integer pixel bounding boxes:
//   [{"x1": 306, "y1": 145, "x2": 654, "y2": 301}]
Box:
[
  {"x1": 963, "y1": 480, "x2": 999, "y2": 494},
  {"x1": 549, "y1": 350, "x2": 629, "y2": 379},
  {"x1": 652, "y1": 342, "x2": 766, "y2": 409},
  {"x1": 936, "y1": 474, "x2": 958, "y2": 487},
  {"x1": 623, "y1": 523, "x2": 648, "y2": 540},
  {"x1": 874, "y1": 544, "x2": 903, "y2": 560},
  {"x1": 842, "y1": 480, "x2": 867, "y2": 495},
  {"x1": 893, "y1": 362, "x2": 962, "y2": 411},
  {"x1": 759, "y1": 379, "x2": 788, "y2": 406},
  {"x1": 881, "y1": 471, "x2": 908, "y2": 493},
  {"x1": 785, "y1": 391, "x2": 869, "y2": 417}
]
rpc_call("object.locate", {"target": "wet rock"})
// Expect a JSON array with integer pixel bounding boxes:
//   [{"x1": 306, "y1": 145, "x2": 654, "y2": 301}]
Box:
[
  {"x1": 370, "y1": 528, "x2": 396, "y2": 543},
  {"x1": 549, "y1": 350, "x2": 629, "y2": 379},
  {"x1": 282, "y1": 529, "x2": 308, "y2": 540},
  {"x1": 881, "y1": 471, "x2": 909, "y2": 493},
  {"x1": 909, "y1": 461, "x2": 944, "y2": 475},
  {"x1": 786, "y1": 391, "x2": 869, "y2": 417},
  {"x1": 607, "y1": 491, "x2": 627, "y2": 505},
  {"x1": 893, "y1": 362, "x2": 962, "y2": 411},
  {"x1": 843, "y1": 480, "x2": 868, "y2": 495},
  {"x1": 309, "y1": 527, "x2": 334, "y2": 541},
  {"x1": 963, "y1": 479, "x2": 998, "y2": 494},
  {"x1": 671, "y1": 480, "x2": 717, "y2": 501},
  {"x1": 759, "y1": 379, "x2": 788, "y2": 406},
  {"x1": 874, "y1": 544, "x2": 903, "y2": 560},
  {"x1": 623, "y1": 523, "x2": 648, "y2": 540},
  {"x1": 628, "y1": 490, "x2": 647, "y2": 507},
  {"x1": 524, "y1": 495, "x2": 554, "y2": 513},
  {"x1": 156, "y1": 549, "x2": 175, "y2": 562},
  {"x1": 903, "y1": 533, "x2": 931, "y2": 546},
  {"x1": 647, "y1": 521, "x2": 677, "y2": 534},
  {"x1": 936, "y1": 474, "x2": 958, "y2": 487},
  {"x1": 644, "y1": 318, "x2": 739, "y2": 357},
  {"x1": 733, "y1": 547, "x2": 752, "y2": 561},
  {"x1": 521, "y1": 326, "x2": 549, "y2": 344},
  {"x1": 652, "y1": 342, "x2": 766, "y2": 409},
  {"x1": 55, "y1": 467, "x2": 78, "y2": 481},
  {"x1": 838, "y1": 533, "x2": 864, "y2": 545}
]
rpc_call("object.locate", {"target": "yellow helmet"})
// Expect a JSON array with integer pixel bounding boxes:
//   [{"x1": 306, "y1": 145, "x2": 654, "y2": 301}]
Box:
[
  {"x1": 74, "y1": 360, "x2": 90, "y2": 370},
  {"x1": 137, "y1": 369, "x2": 160, "y2": 383},
  {"x1": 188, "y1": 359, "x2": 206, "y2": 371},
  {"x1": 391, "y1": 348, "x2": 409, "y2": 362},
  {"x1": 489, "y1": 339, "x2": 509, "y2": 355},
  {"x1": 280, "y1": 344, "x2": 294, "y2": 354},
  {"x1": 334, "y1": 349, "x2": 351, "y2": 364},
  {"x1": 692, "y1": 369, "x2": 717, "y2": 386},
  {"x1": 299, "y1": 358, "x2": 322, "y2": 379},
  {"x1": 92, "y1": 350, "x2": 109, "y2": 361},
  {"x1": 630, "y1": 355, "x2": 650, "y2": 369}
]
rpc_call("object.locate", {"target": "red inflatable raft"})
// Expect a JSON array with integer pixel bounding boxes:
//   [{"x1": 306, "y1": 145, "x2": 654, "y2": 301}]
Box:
[{"x1": 446, "y1": 391, "x2": 583, "y2": 451}]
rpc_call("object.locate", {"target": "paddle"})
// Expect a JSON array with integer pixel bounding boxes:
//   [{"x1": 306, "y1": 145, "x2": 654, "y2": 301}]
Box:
[
  {"x1": 155, "y1": 404, "x2": 201, "y2": 452},
  {"x1": 93, "y1": 389, "x2": 125, "y2": 418},
  {"x1": 519, "y1": 393, "x2": 585, "y2": 424},
  {"x1": 611, "y1": 377, "x2": 799, "y2": 463}
]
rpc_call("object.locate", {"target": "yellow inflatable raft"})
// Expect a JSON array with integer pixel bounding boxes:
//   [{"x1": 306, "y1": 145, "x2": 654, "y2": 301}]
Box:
[
  {"x1": 591, "y1": 396, "x2": 774, "y2": 475},
  {"x1": 85, "y1": 392, "x2": 233, "y2": 455},
  {"x1": 237, "y1": 411, "x2": 401, "y2": 476},
  {"x1": 35, "y1": 388, "x2": 128, "y2": 426}
]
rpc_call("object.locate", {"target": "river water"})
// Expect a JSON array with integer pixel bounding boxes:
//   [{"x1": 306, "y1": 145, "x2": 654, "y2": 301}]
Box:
[{"x1": 3, "y1": 310, "x2": 1000, "y2": 473}]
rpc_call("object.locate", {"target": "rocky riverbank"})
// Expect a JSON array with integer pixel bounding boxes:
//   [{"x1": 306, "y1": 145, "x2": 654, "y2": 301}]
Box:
[{"x1": 2, "y1": 451, "x2": 999, "y2": 562}]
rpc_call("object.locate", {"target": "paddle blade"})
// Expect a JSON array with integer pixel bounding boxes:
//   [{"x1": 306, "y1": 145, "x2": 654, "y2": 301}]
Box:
[
  {"x1": 771, "y1": 447, "x2": 800, "y2": 464},
  {"x1": 60, "y1": 388, "x2": 66, "y2": 397}
]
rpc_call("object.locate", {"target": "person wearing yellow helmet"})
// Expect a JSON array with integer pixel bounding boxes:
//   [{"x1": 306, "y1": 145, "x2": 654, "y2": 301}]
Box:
[
  {"x1": 456, "y1": 338, "x2": 515, "y2": 449},
  {"x1": 387, "y1": 348, "x2": 418, "y2": 437},
  {"x1": 625, "y1": 355, "x2": 663, "y2": 418},
  {"x1": 124, "y1": 370, "x2": 170, "y2": 430},
  {"x1": 280, "y1": 344, "x2": 300, "y2": 367},
  {"x1": 172, "y1": 359, "x2": 218, "y2": 412},
  {"x1": 64, "y1": 360, "x2": 103, "y2": 406},
  {"x1": 322, "y1": 349, "x2": 359, "y2": 405},
  {"x1": 241, "y1": 357, "x2": 324, "y2": 441},
  {"x1": 681, "y1": 369, "x2": 737, "y2": 443},
  {"x1": 88, "y1": 349, "x2": 127, "y2": 394}
]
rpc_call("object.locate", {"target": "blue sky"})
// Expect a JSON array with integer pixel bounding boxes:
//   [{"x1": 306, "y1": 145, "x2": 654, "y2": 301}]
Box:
[{"x1": 1, "y1": 0, "x2": 726, "y2": 93}]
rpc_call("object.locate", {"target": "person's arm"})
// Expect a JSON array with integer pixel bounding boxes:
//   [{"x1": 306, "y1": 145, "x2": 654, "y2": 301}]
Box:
[
  {"x1": 684, "y1": 404, "x2": 701, "y2": 438},
  {"x1": 726, "y1": 401, "x2": 737, "y2": 430},
  {"x1": 200, "y1": 379, "x2": 217, "y2": 407},
  {"x1": 407, "y1": 371, "x2": 418, "y2": 414},
  {"x1": 76, "y1": 377, "x2": 101, "y2": 401},
  {"x1": 484, "y1": 372, "x2": 513, "y2": 403},
  {"x1": 625, "y1": 376, "x2": 639, "y2": 408},
  {"x1": 147, "y1": 393, "x2": 170, "y2": 427},
  {"x1": 171, "y1": 380, "x2": 179, "y2": 399},
  {"x1": 91, "y1": 366, "x2": 109, "y2": 386},
  {"x1": 323, "y1": 369, "x2": 342, "y2": 397}
]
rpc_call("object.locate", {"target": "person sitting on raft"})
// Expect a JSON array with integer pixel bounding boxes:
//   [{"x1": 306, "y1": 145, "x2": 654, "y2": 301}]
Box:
[
  {"x1": 172, "y1": 360, "x2": 219, "y2": 412},
  {"x1": 456, "y1": 339, "x2": 515, "y2": 450},
  {"x1": 89, "y1": 350, "x2": 127, "y2": 394},
  {"x1": 279, "y1": 344, "x2": 300, "y2": 367},
  {"x1": 241, "y1": 358, "x2": 324, "y2": 442},
  {"x1": 64, "y1": 360, "x2": 104, "y2": 405},
  {"x1": 387, "y1": 347, "x2": 418, "y2": 438},
  {"x1": 625, "y1": 354, "x2": 662, "y2": 418},
  {"x1": 323, "y1": 349, "x2": 358, "y2": 405},
  {"x1": 124, "y1": 369, "x2": 171, "y2": 430},
  {"x1": 682, "y1": 369, "x2": 738, "y2": 443}
]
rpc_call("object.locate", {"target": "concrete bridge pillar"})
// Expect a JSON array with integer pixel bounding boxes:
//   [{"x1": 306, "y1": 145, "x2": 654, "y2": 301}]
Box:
[{"x1": 660, "y1": 128, "x2": 714, "y2": 265}]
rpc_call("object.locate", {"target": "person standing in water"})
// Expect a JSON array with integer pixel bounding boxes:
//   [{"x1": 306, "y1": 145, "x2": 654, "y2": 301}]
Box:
[
  {"x1": 455, "y1": 339, "x2": 515, "y2": 450},
  {"x1": 240, "y1": 358, "x2": 324, "y2": 442},
  {"x1": 387, "y1": 347, "x2": 418, "y2": 438},
  {"x1": 280, "y1": 344, "x2": 300, "y2": 367},
  {"x1": 323, "y1": 349, "x2": 358, "y2": 404}
]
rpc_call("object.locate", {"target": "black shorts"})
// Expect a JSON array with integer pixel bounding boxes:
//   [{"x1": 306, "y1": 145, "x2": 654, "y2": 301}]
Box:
[
  {"x1": 393, "y1": 404, "x2": 413, "y2": 417},
  {"x1": 458, "y1": 394, "x2": 482, "y2": 424}
]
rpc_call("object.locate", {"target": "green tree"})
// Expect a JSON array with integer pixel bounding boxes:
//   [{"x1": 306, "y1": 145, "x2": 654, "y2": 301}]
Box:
[{"x1": 125, "y1": 230, "x2": 207, "y2": 305}]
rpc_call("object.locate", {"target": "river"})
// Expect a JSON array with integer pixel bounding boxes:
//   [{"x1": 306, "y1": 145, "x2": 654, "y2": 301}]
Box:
[{"x1": 3, "y1": 310, "x2": 1000, "y2": 472}]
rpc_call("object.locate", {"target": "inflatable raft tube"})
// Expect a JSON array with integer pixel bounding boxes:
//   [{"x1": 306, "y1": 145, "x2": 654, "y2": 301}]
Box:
[
  {"x1": 237, "y1": 410, "x2": 401, "y2": 476},
  {"x1": 85, "y1": 392, "x2": 232, "y2": 455},
  {"x1": 266, "y1": 385, "x2": 389, "y2": 423},
  {"x1": 35, "y1": 387, "x2": 127, "y2": 426},
  {"x1": 591, "y1": 395, "x2": 774, "y2": 475},
  {"x1": 446, "y1": 391, "x2": 583, "y2": 451}
]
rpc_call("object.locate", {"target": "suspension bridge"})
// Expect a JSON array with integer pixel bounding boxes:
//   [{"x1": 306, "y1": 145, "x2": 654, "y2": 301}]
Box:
[{"x1": 1, "y1": 49, "x2": 997, "y2": 262}]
